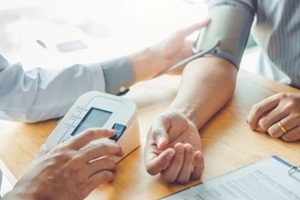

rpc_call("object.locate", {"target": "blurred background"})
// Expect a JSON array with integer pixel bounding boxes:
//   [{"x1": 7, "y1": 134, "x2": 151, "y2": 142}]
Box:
[
  {"x1": 0, "y1": 0, "x2": 258, "y2": 71},
  {"x1": 1, "y1": 0, "x2": 205, "y2": 67}
]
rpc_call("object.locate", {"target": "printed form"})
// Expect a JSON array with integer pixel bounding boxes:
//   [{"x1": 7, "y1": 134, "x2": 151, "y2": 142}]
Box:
[{"x1": 161, "y1": 156, "x2": 300, "y2": 200}]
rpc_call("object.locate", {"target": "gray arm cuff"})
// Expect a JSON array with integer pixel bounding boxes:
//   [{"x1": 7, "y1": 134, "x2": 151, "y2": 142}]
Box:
[
  {"x1": 196, "y1": 0, "x2": 255, "y2": 68},
  {"x1": 101, "y1": 56, "x2": 135, "y2": 94}
]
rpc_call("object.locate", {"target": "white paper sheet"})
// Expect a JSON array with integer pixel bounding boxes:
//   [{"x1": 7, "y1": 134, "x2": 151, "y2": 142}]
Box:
[
  {"x1": 0, "y1": 169, "x2": 13, "y2": 198},
  {"x1": 161, "y1": 156, "x2": 300, "y2": 200}
]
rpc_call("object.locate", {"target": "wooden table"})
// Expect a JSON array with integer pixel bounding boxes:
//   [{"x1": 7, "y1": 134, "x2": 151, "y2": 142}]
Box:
[{"x1": 1, "y1": 70, "x2": 300, "y2": 200}]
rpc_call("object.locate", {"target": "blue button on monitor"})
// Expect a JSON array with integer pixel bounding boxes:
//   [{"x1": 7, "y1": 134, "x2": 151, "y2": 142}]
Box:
[{"x1": 111, "y1": 123, "x2": 126, "y2": 141}]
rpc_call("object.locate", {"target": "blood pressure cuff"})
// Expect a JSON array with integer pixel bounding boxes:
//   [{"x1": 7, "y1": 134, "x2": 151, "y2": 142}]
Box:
[{"x1": 195, "y1": 0, "x2": 256, "y2": 68}]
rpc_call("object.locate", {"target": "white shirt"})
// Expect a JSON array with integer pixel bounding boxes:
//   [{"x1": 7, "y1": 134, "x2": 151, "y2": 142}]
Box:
[{"x1": 0, "y1": 55, "x2": 134, "y2": 122}]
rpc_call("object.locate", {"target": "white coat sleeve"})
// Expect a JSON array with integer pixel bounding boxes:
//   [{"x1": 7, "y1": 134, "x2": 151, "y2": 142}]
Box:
[{"x1": 0, "y1": 54, "x2": 134, "y2": 122}]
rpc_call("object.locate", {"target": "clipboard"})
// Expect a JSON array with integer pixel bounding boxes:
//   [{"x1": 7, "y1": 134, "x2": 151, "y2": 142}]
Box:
[{"x1": 160, "y1": 156, "x2": 300, "y2": 200}]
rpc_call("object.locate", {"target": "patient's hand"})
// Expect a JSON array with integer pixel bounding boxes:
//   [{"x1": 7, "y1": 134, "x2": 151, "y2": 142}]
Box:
[
  {"x1": 144, "y1": 111, "x2": 204, "y2": 183},
  {"x1": 247, "y1": 92, "x2": 300, "y2": 142}
]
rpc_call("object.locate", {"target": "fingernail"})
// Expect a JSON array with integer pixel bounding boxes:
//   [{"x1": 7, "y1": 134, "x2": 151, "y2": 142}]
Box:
[
  {"x1": 39, "y1": 144, "x2": 49, "y2": 154},
  {"x1": 176, "y1": 144, "x2": 184, "y2": 154},
  {"x1": 157, "y1": 136, "x2": 164, "y2": 147},
  {"x1": 195, "y1": 151, "x2": 202, "y2": 160},
  {"x1": 178, "y1": 148, "x2": 184, "y2": 154},
  {"x1": 166, "y1": 151, "x2": 175, "y2": 160},
  {"x1": 186, "y1": 146, "x2": 193, "y2": 154}
]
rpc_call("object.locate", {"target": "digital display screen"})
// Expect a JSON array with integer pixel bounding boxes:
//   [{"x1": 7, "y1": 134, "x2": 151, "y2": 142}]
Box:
[{"x1": 71, "y1": 107, "x2": 112, "y2": 136}]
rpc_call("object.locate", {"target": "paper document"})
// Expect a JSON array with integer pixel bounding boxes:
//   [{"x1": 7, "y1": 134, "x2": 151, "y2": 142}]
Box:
[
  {"x1": 161, "y1": 156, "x2": 300, "y2": 200},
  {"x1": 0, "y1": 169, "x2": 13, "y2": 198}
]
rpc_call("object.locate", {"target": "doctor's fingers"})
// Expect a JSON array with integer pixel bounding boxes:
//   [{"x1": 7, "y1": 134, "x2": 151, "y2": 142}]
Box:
[
  {"x1": 83, "y1": 140, "x2": 123, "y2": 162},
  {"x1": 87, "y1": 169, "x2": 116, "y2": 192},
  {"x1": 72, "y1": 169, "x2": 115, "y2": 200},
  {"x1": 34, "y1": 144, "x2": 49, "y2": 159},
  {"x1": 88, "y1": 157, "x2": 117, "y2": 177},
  {"x1": 175, "y1": 18, "x2": 210, "y2": 39},
  {"x1": 64, "y1": 128, "x2": 116, "y2": 150}
]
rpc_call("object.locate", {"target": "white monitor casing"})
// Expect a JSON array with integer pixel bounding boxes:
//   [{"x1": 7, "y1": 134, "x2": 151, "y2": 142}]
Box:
[{"x1": 46, "y1": 91, "x2": 140, "y2": 163}]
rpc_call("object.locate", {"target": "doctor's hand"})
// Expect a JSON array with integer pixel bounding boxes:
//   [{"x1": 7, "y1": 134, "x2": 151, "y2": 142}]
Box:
[
  {"x1": 3, "y1": 128, "x2": 123, "y2": 200},
  {"x1": 130, "y1": 18, "x2": 210, "y2": 82},
  {"x1": 247, "y1": 92, "x2": 300, "y2": 142},
  {"x1": 144, "y1": 111, "x2": 204, "y2": 184},
  {"x1": 150, "y1": 18, "x2": 210, "y2": 75}
]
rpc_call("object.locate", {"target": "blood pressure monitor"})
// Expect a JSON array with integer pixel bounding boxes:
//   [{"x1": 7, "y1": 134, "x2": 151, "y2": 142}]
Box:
[{"x1": 46, "y1": 91, "x2": 140, "y2": 163}]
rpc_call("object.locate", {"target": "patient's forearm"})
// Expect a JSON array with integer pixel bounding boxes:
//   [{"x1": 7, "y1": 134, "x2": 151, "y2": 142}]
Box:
[{"x1": 169, "y1": 57, "x2": 237, "y2": 129}]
